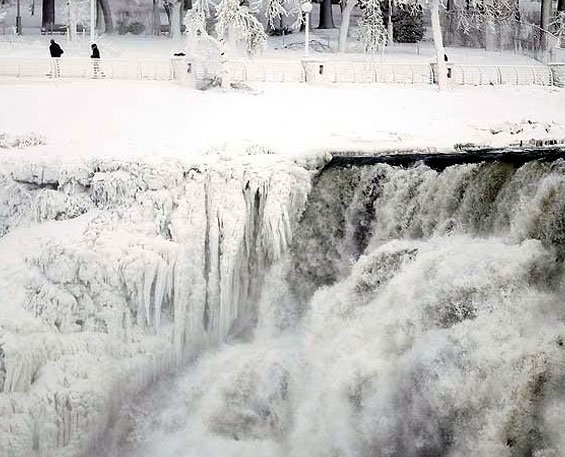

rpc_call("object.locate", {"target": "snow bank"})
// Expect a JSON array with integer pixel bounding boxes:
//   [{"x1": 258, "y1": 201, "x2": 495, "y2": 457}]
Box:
[{"x1": 1, "y1": 80, "x2": 565, "y2": 163}]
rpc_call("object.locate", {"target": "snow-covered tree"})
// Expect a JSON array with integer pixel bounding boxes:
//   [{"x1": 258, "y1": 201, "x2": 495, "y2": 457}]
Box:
[
  {"x1": 216, "y1": 0, "x2": 267, "y2": 54},
  {"x1": 339, "y1": 0, "x2": 391, "y2": 53},
  {"x1": 264, "y1": 0, "x2": 300, "y2": 31},
  {"x1": 185, "y1": 0, "x2": 277, "y2": 56},
  {"x1": 356, "y1": 0, "x2": 386, "y2": 52},
  {"x1": 266, "y1": 0, "x2": 286, "y2": 29},
  {"x1": 339, "y1": 0, "x2": 519, "y2": 88},
  {"x1": 184, "y1": 0, "x2": 209, "y2": 38}
]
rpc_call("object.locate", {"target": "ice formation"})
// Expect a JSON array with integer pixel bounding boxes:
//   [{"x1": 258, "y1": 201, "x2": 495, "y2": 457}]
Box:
[
  {"x1": 2, "y1": 154, "x2": 565, "y2": 457},
  {"x1": 0, "y1": 154, "x2": 311, "y2": 456}
]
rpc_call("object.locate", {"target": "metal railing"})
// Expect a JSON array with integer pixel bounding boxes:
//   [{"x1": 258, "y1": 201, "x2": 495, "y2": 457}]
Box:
[
  {"x1": 448, "y1": 64, "x2": 553, "y2": 86},
  {"x1": 224, "y1": 60, "x2": 306, "y2": 83},
  {"x1": 0, "y1": 57, "x2": 177, "y2": 80},
  {"x1": 0, "y1": 56, "x2": 555, "y2": 87},
  {"x1": 301, "y1": 61, "x2": 434, "y2": 84}
]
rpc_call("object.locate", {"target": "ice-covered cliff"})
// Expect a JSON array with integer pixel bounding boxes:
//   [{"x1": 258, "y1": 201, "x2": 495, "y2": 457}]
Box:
[{"x1": 0, "y1": 154, "x2": 312, "y2": 456}]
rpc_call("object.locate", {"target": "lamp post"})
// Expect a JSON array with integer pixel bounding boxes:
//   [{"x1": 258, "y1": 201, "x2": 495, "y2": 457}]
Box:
[
  {"x1": 302, "y1": 1, "x2": 312, "y2": 56},
  {"x1": 90, "y1": 0, "x2": 96, "y2": 42},
  {"x1": 15, "y1": 0, "x2": 21, "y2": 35}
]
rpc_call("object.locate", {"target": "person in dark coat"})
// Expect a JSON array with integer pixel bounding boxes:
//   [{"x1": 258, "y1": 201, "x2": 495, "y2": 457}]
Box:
[
  {"x1": 90, "y1": 43, "x2": 104, "y2": 78},
  {"x1": 49, "y1": 39, "x2": 63, "y2": 77},
  {"x1": 49, "y1": 39, "x2": 64, "y2": 58},
  {"x1": 90, "y1": 43, "x2": 100, "y2": 59}
]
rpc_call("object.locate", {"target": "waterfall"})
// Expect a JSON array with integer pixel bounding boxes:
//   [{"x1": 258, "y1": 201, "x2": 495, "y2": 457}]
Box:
[
  {"x1": 113, "y1": 157, "x2": 565, "y2": 457},
  {"x1": 1, "y1": 154, "x2": 565, "y2": 457}
]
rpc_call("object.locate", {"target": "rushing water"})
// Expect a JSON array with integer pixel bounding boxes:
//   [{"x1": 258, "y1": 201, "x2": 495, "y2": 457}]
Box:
[{"x1": 98, "y1": 157, "x2": 565, "y2": 457}]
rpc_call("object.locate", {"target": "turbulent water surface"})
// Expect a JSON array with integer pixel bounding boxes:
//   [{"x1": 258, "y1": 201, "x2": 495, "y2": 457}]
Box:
[{"x1": 110, "y1": 157, "x2": 565, "y2": 457}]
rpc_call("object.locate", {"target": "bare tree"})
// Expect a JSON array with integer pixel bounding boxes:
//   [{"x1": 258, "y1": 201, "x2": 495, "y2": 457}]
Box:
[
  {"x1": 97, "y1": 0, "x2": 113, "y2": 33},
  {"x1": 42, "y1": 0, "x2": 55, "y2": 27},
  {"x1": 163, "y1": 0, "x2": 183, "y2": 38},
  {"x1": 318, "y1": 0, "x2": 335, "y2": 28},
  {"x1": 153, "y1": 0, "x2": 161, "y2": 35},
  {"x1": 338, "y1": 0, "x2": 355, "y2": 51},
  {"x1": 541, "y1": 0, "x2": 552, "y2": 31}
]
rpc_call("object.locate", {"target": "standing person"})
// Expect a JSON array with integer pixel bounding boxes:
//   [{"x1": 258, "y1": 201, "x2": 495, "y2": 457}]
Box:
[
  {"x1": 49, "y1": 39, "x2": 63, "y2": 77},
  {"x1": 49, "y1": 39, "x2": 64, "y2": 57},
  {"x1": 90, "y1": 43, "x2": 104, "y2": 78},
  {"x1": 90, "y1": 43, "x2": 100, "y2": 59}
]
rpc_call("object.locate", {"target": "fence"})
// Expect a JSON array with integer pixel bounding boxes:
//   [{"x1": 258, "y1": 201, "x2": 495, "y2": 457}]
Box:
[
  {"x1": 0, "y1": 56, "x2": 556, "y2": 87},
  {"x1": 447, "y1": 64, "x2": 553, "y2": 86},
  {"x1": 301, "y1": 61, "x2": 434, "y2": 84},
  {"x1": 191, "y1": 59, "x2": 307, "y2": 84},
  {"x1": 0, "y1": 57, "x2": 177, "y2": 80}
]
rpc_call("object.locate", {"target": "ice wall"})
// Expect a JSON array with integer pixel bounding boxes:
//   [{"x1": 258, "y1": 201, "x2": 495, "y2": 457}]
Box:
[
  {"x1": 0, "y1": 155, "x2": 311, "y2": 456},
  {"x1": 117, "y1": 158, "x2": 565, "y2": 457}
]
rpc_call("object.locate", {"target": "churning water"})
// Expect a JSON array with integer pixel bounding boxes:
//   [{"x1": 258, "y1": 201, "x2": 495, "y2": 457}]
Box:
[{"x1": 111, "y1": 157, "x2": 565, "y2": 457}]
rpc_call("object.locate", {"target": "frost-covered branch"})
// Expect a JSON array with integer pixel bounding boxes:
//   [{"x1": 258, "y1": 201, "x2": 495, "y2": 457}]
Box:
[
  {"x1": 356, "y1": 0, "x2": 386, "y2": 52},
  {"x1": 263, "y1": 0, "x2": 300, "y2": 31},
  {"x1": 216, "y1": 0, "x2": 267, "y2": 54}
]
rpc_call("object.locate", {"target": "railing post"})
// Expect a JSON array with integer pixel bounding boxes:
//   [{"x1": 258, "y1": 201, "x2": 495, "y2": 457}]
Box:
[
  {"x1": 243, "y1": 62, "x2": 248, "y2": 83},
  {"x1": 531, "y1": 66, "x2": 537, "y2": 85}
]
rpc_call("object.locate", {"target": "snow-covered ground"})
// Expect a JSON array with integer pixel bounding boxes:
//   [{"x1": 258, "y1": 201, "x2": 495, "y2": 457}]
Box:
[{"x1": 1, "y1": 79, "x2": 565, "y2": 164}]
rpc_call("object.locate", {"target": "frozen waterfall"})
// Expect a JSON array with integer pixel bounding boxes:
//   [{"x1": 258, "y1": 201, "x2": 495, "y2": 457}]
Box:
[
  {"x1": 0, "y1": 155, "x2": 311, "y2": 457},
  {"x1": 1, "y1": 153, "x2": 565, "y2": 457}
]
